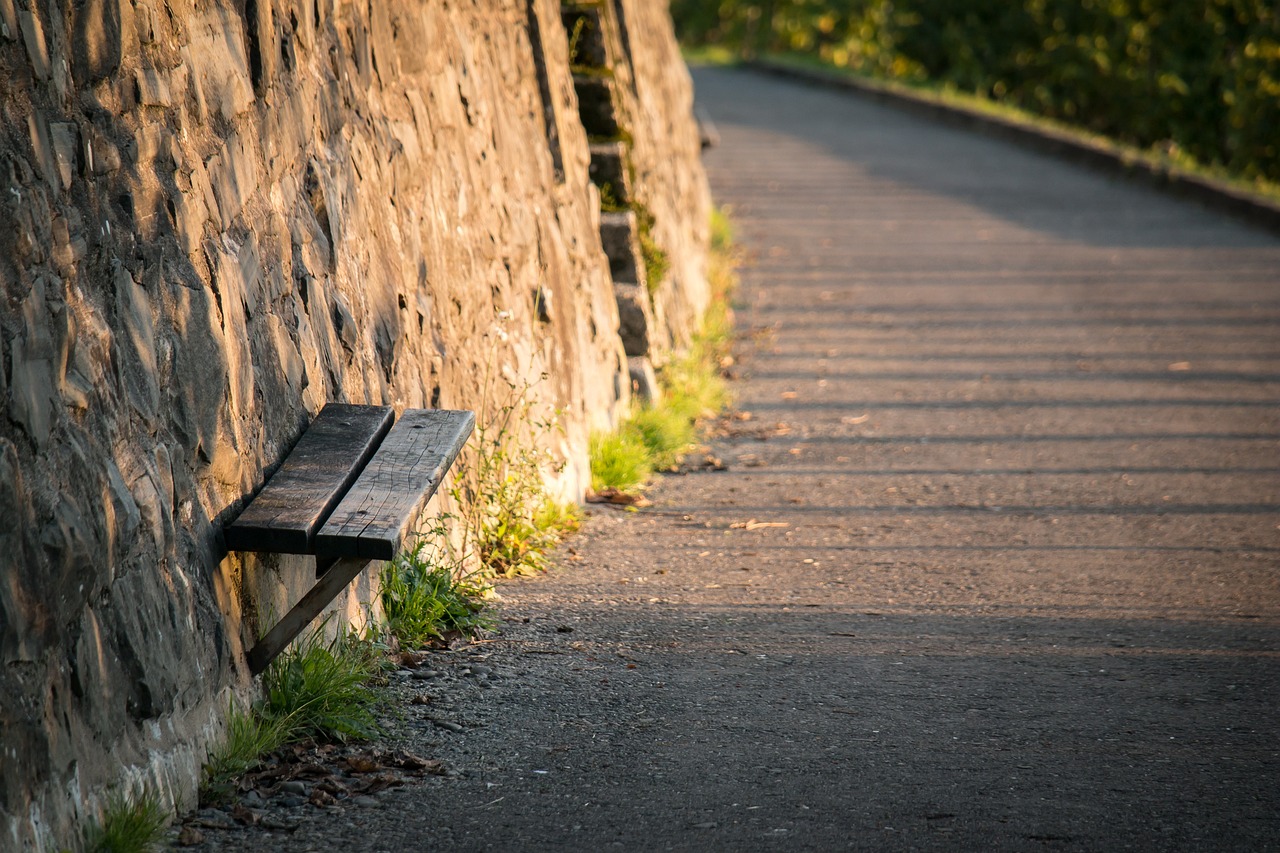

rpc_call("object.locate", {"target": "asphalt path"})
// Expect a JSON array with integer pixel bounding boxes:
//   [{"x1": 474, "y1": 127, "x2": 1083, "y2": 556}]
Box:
[{"x1": 201, "y1": 66, "x2": 1280, "y2": 852}]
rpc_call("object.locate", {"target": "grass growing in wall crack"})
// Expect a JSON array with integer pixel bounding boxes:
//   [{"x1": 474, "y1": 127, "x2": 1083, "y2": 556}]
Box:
[{"x1": 82, "y1": 789, "x2": 168, "y2": 853}]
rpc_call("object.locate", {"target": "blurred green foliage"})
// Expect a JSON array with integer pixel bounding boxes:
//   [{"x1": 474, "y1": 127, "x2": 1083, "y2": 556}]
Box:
[{"x1": 672, "y1": 0, "x2": 1279, "y2": 181}]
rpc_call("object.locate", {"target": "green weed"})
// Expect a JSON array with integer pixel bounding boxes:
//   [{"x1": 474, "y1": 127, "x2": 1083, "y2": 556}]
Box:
[
  {"x1": 452, "y1": 319, "x2": 578, "y2": 577},
  {"x1": 626, "y1": 405, "x2": 697, "y2": 471},
  {"x1": 380, "y1": 535, "x2": 494, "y2": 648},
  {"x1": 82, "y1": 789, "x2": 168, "y2": 853},
  {"x1": 588, "y1": 205, "x2": 740, "y2": 495},
  {"x1": 200, "y1": 628, "x2": 383, "y2": 805},
  {"x1": 589, "y1": 429, "x2": 653, "y2": 493},
  {"x1": 633, "y1": 203, "x2": 671, "y2": 297},
  {"x1": 200, "y1": 702, "x2": 287, "y2": 803},
  {"x1": 260, "y1": 629, "x2": 384, "y2": 744},
  {"x1": 534, "y1": 498, "x2": 583, "y2": 538},
  {"x1": 567, "y1": 16, "x2": 591, "y2": 69}
]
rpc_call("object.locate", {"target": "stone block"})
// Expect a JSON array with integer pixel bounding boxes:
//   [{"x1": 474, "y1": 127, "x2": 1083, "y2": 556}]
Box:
[
  {"x1": 165, "y1": 282, "x2": 225, "y2": 464},
  {"x1": 51, "y1": 211, "x2": 88, "y2": 274},
  {"x1": 206, "y1": 131, "x2": 259, "y2": 228},
  {"x1": 84, "y1": 124, "x2": 123, "y2": 174},
  {"x1": 64, "y1": 294, "x2": 112, "y2": 411},
  {"x1": 187, "y1": 7, "x2": 254, "y2": 122},
  {"x1": 169, "y1": 187, "x2": 208, "y2": 257},
  {"x1": 113, "y1": 262, "x2": 160, "y2": 422},
  {"x1": 599, "y1": 210, "x2": 645, "y2": 286},
  {"x1": 73, "y1": 0, "x2": 130, "y2": 81},
  {"x1": 136, "y1": 4, "x2": 155, "y2": 43},
  {"x1": 50, "y1": 123, "x2": 78, "y2": 190},
  {"x1": 249, "y1": 0, "x2": 277, "y2": 86},
  {"x1": 27, "y1": 112, "x2": 58, "y2": 191},
  {"x1": 589, "y1": 142, "x2": 630, "y2": 204},
  {"x1": 0, "y1": 439, "x2": 35, "y2": 660},
  {"x1": 135, "y1": 68, "x2": 172, "y2": 106},
  {"x1": 0, "y1": 0, "x2": 16, "y2": 40},
  {"x1": 19, "y1": 9, "x2": 49, "y2": 80},
  {"x1": 10, "y1": 277, "x2": 57, "y2": 447},
  {"x1": 573, "y1": 74, "x2": 619, "y2": 138},
  {"x1": 627, "y1": 355, "x2": 658, "y2": 402},
  {"x1": 614, "y1": 281, "x2": 654, "y2": 357}
]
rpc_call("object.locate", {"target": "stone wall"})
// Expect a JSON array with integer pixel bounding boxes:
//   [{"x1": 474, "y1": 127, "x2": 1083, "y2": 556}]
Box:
[{"x1": 0, "y1": 0, "x2": 710, "y2": 848}]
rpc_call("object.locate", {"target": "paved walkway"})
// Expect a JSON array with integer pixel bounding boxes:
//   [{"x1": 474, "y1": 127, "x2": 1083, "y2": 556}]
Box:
[
  {"x1": 679, "y1": 66, "x2": 1280, "y2": 849},
  {"x1": 207, "y1": 67, "x2": 1280, "y2": 852}
]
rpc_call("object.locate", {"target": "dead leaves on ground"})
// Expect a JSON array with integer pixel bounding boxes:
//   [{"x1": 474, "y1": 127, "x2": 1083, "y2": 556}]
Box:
[{"x1": 232, "y1": 742, "x2": 449, "y2": 803}]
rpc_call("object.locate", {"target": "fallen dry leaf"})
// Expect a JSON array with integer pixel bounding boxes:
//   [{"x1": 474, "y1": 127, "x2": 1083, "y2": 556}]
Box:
[
  {"x1": 308, "y1": 789, "x2": 337, "y2": 807},
  {"x1": 228, "y1": 804, "x2": 261, "y2": 826},
  {"x1": 730, "y1": 520, "x2": 790, "y2": 531},
  {"x1": 586, "y1": 488, "x2": 652, "y2": 507},
  {"x1": 345, "y1": 755, "x2": 380, "y2": 773}
]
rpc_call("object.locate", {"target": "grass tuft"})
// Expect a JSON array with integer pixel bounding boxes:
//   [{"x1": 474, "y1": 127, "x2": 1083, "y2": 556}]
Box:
[
  {"x1": 83, "y1": 789, "x2": 168, "y2": 853},
  {"x1": 588, "y1": 205, "x2": 740, "y2": 496},
  {"x1": 260, "y1": 630, "x2": 384, "y2": 744},
  {"x1": 452, "y1": 336, "x2": 581, "y2": 578},
  {"x1": 380, "y1": 536, "x2": 494, "y2": 649},
  {"x1": 201, "y1": 703, "x2": 287, "y2": 799},
  {"x1": 200, "y1": 627, "x2": 383, "y2": 805},
  {"x1": 626, "y1": 405, "x2": 697, "y2": 471},
  {"x1": 590, "y1": 429, "x2": 654, "y2": 494}
]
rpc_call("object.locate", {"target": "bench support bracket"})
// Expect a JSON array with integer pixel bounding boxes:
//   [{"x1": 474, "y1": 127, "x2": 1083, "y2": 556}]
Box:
[{"x1": 246, "y1": 557, "x2": 372, "y2": 675}]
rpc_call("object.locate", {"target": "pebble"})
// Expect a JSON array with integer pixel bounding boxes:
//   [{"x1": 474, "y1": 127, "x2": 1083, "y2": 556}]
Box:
[
  {"x1": 434, "y1": 720, "x2": 464, "y2": 733},
  {"x1": 277, "y1": 795, "x2": 308, "y2": 808},
  {"x1": 242, "y1": 790, "x2": 265, "y2": 807},
  {"x1": 352, "y1": 796, "x2": 381, "y2": 807},
  {"x1": 176, "y1": 825, "x2": 204, "y2": 846},
  {"x1": 412, "y1": 669, "x2": 444, "y2": 680},
  {"x1": 279, "y1": 780, "x2": 307, "y2": 796},
  {"x1": 190, "y1": 808, "x2": 238, "y2": 830}
]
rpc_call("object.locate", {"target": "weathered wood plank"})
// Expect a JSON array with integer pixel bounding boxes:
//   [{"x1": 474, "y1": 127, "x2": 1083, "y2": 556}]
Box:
[
  {"x1": 314, "y1": 409, "x2": 475, "y2": 560},
  {"x1": 245, "y1": 556, "x2": 370, "y2": 675},
  {"x1": 225, "y1": 404, "x2": 394, "y2": 554}
]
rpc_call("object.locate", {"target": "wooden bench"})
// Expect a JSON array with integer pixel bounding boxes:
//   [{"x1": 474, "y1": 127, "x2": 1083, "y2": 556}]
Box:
[{"x1": 225, "y1": 403, "x2": 474, "y2": 674}]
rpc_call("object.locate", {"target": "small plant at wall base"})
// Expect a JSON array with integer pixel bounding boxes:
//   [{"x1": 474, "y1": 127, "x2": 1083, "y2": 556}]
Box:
[
  {"x1": 449, "y1": 317, "x2": 582, "y2": 578},
  {"x1": 82, "y1": 789, "x2": 169, "y2": 853},
  {"x1": 379, "y1": 531, "x2": 494, "y2": 649},
  {"x1": 590, "y1": 428, "x2": 654, "y2": 495},
  {"x1": 259, "y1": 629, "x2": 384, "y2": 743},
  {"x1": 200, "y1": 627, "x2": 383, "y2": 804},
  {"x1": 589, "y1": 207, "x2": 740, "y2": 496},
  {"x1": 201, "y1": 702, "x2": 288, "y2": 802}
]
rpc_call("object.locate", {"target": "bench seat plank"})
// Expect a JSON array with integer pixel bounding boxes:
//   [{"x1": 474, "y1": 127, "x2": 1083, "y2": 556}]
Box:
[
  {"x1": 224, "y1": 404, "x2": 394, "y2": 554},
  {"x1": 314, "y1": 409, "x2": 475, "y2": 560}
]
